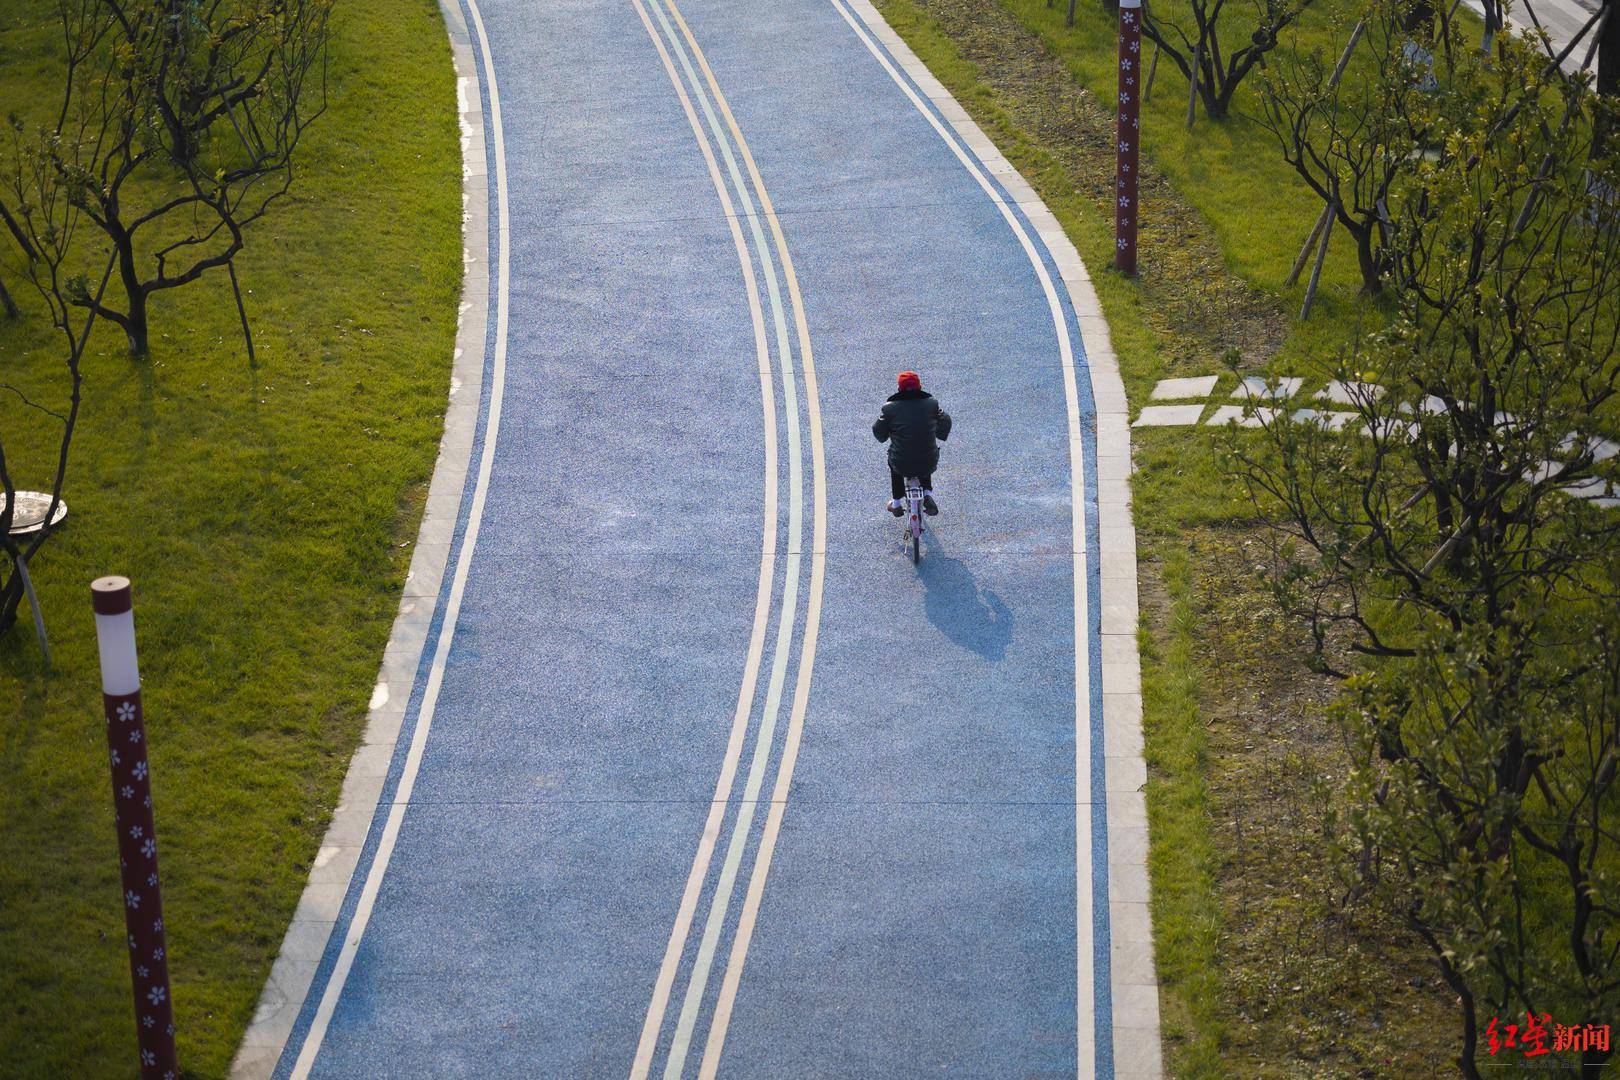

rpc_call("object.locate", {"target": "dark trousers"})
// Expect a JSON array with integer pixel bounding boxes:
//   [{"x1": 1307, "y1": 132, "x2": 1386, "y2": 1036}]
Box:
[{"x1": 890, "y1": 469, "x2": 933, "y2": 500}]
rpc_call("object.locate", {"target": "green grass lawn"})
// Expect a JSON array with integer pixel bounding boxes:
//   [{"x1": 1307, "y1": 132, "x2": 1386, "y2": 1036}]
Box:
[
  {"x1": 0, "y1": 0, "x2": 462, "y2": 1073},
  {"x1": 875, "y1": 0, "x2": 1459, "y2": 1073}
]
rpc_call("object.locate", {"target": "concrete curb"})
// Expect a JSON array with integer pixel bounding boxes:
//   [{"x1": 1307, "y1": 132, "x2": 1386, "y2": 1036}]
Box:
[
  {"x1": 228, "y1": 0, "x2": 489, "y2": 1073},
  {"x1": 837, "y1": 2, "x2": 1163, "y2": 1076}
]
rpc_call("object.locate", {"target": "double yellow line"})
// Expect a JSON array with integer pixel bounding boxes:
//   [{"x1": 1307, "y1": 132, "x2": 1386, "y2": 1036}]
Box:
[{"x1": 626, "y1": 1, "x2": 827, "y2": 1077}]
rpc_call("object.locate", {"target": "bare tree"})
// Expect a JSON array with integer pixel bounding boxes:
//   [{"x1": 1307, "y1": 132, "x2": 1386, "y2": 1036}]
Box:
[
  {"x1": 0, "y1": 198, "x2": 32, "y2": 319},
  {"x1": 2, "y1": 0, "x2": 328, "y2": 633},
  {"x1": 1143, "y1": 0, "x2": 1315, "y2": 119},
  {"x1": 1257, "y1": 0, "x2": 1452, "y2": 292},
  {"x1": 1238, "y1": 24, "x2": 1620, "y2": 1077},
  {"x1": 4, "y1": 0, "x2": 331, "y2": 356},
  {"x1": 0, "y1": 130, "x2": 113, "y2": 634}
]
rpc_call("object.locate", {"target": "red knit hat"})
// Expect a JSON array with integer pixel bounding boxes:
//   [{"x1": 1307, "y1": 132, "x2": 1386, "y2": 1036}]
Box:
[{"x1": 897, "y1": 370, "x2": 921, "y2": 391}]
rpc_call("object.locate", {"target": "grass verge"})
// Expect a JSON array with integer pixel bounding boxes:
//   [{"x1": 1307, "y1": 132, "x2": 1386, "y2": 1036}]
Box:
[
  {"x1": 874, "y1": 0, "x2": 1458, "y2": 1073},
  {"x1": 0, "y1": 0, "x2": 461, "y2": 1074}
]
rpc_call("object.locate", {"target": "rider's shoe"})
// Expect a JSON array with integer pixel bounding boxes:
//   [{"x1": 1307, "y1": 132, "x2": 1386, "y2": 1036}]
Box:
[
  {"x1": 923, "y1": 493, "x2": 939, "y2": 516},
  {"x1": 887, "y1": 499, "x2": 905, "y2": 517}
]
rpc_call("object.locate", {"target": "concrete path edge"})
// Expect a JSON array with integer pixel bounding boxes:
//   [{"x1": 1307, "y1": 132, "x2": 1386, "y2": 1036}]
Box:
[
  {"x1": 228, "y1": 0, "x2": 491, "y2": 1072},
  {"x1": 834, "y1": 2, "x2": 1164, "y2": 1075}
]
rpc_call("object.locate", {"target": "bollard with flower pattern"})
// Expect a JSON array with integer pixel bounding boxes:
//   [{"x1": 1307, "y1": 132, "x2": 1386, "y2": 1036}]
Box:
[
  {"x1": 1115, "y1": 0, "x2": 1142, "y2": 275},
  {"x1": 92, "y1": 576, "x2": 178, "y2": 1080}
]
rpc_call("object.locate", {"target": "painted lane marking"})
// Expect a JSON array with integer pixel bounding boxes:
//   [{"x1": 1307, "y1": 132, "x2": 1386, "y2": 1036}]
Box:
[
  {"x1": 629, "y1": 3, "x2": 821, "y2": 1076},
  {"x1": 287, "y1": 0, "x2": 511, "y2": 1071},
  {"x1": 625, "y1": 1, "x2": 783, "y2": 1076},
  {"x1": 817, "y1": 1, "x2": 1107, "y2": 1073},
  {"x1": 656, "y1": 1, "x2": 831, "y2": 1073}
]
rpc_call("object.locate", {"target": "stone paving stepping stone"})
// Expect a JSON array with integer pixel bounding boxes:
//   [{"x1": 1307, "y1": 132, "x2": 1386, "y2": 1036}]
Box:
[
  {"x1": 1396, "y1": 395, "x2": 1448, "y2": 415},
  {"x1": 1206, "y1": 404, "x2": 1277, "y2": 428},
  {"x1": 1564, "y1": 476, "x2": 1609, "y2": 499},
  {"x1": 1366, "y1": 416, "x2": 1422, "y2": 441},
  {"x1": 1561, "y1": 434, "x2": 1620, "y2": 461},
  {"x1": 1134, "y1": 404, "x2": 1206, "y2": 426},
  {"x1": 1233, "y1": 375, "x2": 1303, "y2": 400},
  {"x1": 1525, "y1": 460, "x2": 1560, "y2": 484},
  {"x1": 1316, "y1": 379, "x2": 1382, "y2": 405},
  {"x1": 1150, "y1": 375, "x2": 1219, "y2": 400},
  {"x1": 1289, "y1": 408, "x2": 1358, "y2": 431}
]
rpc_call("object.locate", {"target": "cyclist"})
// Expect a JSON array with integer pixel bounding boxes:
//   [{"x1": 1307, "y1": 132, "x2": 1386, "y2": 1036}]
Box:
[{"x1": 873, "y1": 370, "x2": 952, "y2": 517}]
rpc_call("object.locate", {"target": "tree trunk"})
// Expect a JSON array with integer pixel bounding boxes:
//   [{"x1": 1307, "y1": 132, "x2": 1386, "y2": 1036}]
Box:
[
  {"x1": 0, "y1": 544, "x2": 23, "y2": 637},
  {"x1": 124, "y1": 288, "x2": 149, "y2": 355},
  {"x1": 0, "y1": 274, "x2": 17, "y2": 319},
  {"x1": 112, "y1": 232, "x2": 149, "y2": 355},
  {"x1": 1353, "y1": 224, "x2": 1383, "y2": 293}
]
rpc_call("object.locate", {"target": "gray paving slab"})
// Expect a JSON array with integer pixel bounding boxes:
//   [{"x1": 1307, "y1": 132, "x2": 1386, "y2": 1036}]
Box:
[
  {"x1": 1290, "y1": 407, "x2": 1359, "y2": 431},
  {"x1": 1207, "y1": 404, "x2": 1277, "y2": 428},
  {"x1": 1234, "y1": 374, "x2": 1303, "y2": 400},
  {"x1": 1316, "y1": 378, "x2": 1381, "y2": 405},
  {"x1": 1150, "y1": 375, "x2": 1218, "y2": 399},
  {"x1": 1134, "y1": 403, "x2": 1205, "y2": 426}
]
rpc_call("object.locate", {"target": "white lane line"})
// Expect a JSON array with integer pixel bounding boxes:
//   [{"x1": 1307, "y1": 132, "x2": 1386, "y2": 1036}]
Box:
[
  {"x1": 818, "y1": 2, "x2": 1100, "y2": 1074},
  {"x1": 633, "y1": 4, "x2": 813, "y2": 1077},
  {"x1": 287, "y1": 0, "x2": 511, "y2": 1073},
  {"x1": 667, "y1": 0, "x2": 829, "y2": 1070},
  {"x1": 626, "y1": 1, "x2": 782, "y2": 1076}
]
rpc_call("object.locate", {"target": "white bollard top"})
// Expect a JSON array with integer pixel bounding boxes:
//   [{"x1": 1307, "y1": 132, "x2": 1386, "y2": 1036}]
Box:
[{"x1": 91, "y1": 576, "x2": 140, "y2": 695}]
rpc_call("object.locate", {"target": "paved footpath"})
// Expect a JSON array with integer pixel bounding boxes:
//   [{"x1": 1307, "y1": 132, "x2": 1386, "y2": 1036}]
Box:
[
  {"x1": 1461, "y1": 0, "x2": 1602, "y2": 71},
  {"x1": 237, "y1": 0, "x2": 1158, "y2": 1076}
]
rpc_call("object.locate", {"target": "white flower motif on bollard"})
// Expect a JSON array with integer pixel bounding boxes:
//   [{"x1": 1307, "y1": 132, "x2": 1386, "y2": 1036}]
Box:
[{"x1": 117, "y1": 702, "x2": 135, "y2": 723}]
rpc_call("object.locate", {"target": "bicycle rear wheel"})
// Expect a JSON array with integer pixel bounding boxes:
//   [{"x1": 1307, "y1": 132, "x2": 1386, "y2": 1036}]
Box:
[{"x1": 911, "y1": 528, "x2": 921, "y2": 564}]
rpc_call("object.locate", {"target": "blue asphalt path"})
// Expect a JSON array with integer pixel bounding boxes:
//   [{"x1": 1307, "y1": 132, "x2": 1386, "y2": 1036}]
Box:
[{"x1": 277, "y1": 0, "x2": 1109, "y2": 1075}]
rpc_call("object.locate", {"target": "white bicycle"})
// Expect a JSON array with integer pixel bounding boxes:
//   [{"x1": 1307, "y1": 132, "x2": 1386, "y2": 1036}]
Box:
[{"x1": 899, "y1": 476, "x2": 927, "y2": 564}]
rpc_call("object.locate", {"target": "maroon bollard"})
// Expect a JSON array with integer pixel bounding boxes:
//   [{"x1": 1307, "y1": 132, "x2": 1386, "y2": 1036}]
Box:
[
  {"x1": 92, "y1": 576, "x2": 178, "y2": 1080},
  {"x1": 1116, "y1": 0, "x2": 1143, "y2": 275}
]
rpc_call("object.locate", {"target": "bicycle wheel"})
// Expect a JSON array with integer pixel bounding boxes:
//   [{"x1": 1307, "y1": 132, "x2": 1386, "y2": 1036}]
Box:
[{"x1": 911, "y1": 527, "x2": 921, "y2": 564}]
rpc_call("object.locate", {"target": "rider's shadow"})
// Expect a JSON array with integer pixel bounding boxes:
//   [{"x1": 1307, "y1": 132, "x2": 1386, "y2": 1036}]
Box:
[{"x1": 917, "y1": 534, "x2": 1014, "y2": 661}]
